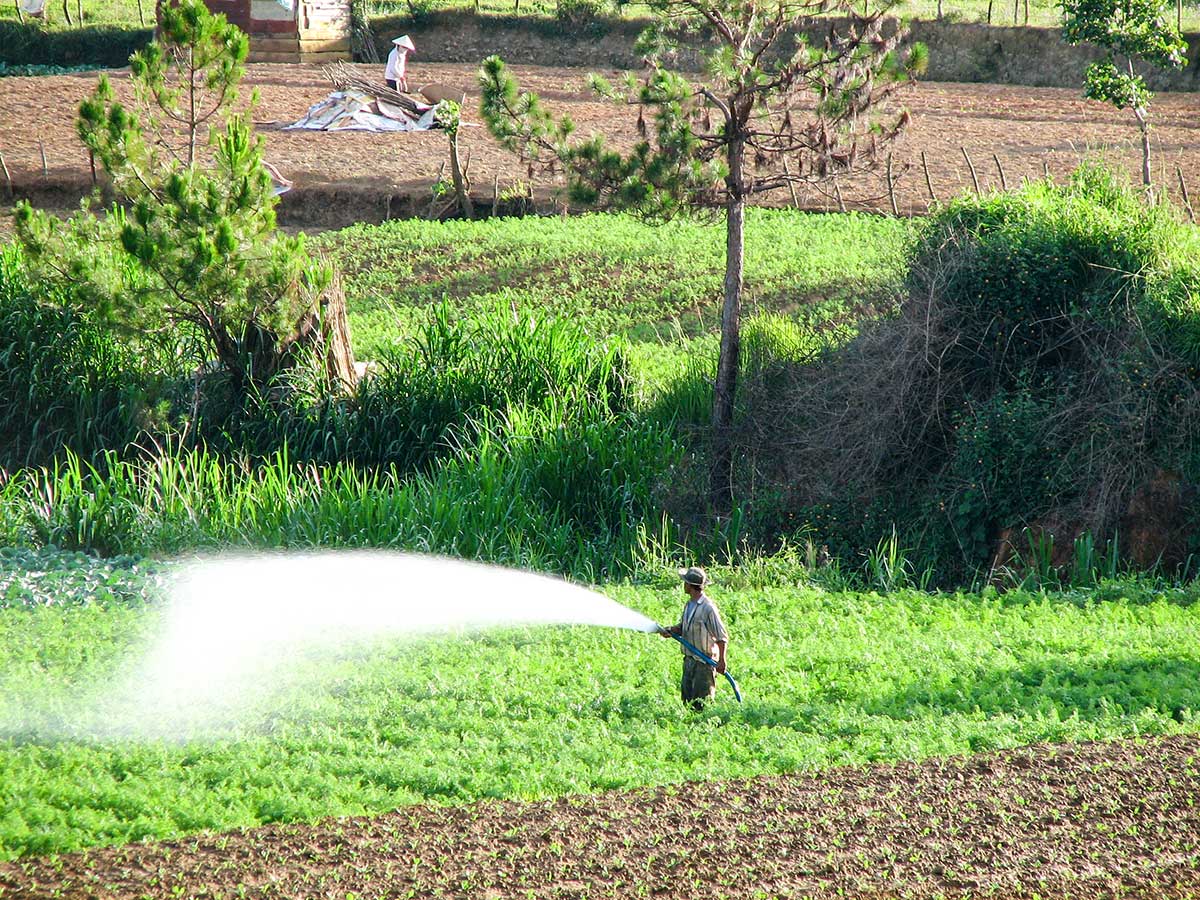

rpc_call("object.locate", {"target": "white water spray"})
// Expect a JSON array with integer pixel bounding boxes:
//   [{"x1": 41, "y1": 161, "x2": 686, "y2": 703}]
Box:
[{"x1": 91, "y1": 552, "x2": 660, "y2": 739}]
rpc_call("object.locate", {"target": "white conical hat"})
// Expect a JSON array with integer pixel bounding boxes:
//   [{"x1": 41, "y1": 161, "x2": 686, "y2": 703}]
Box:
[{"x1": 392, "y1": 35, "x2": 415, "y2": 51}]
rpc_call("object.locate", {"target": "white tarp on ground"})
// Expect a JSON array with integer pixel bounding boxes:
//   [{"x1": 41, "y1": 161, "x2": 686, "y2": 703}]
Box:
[{"x1": 284, "y1": 91, "x2": 437, "y2": 133}]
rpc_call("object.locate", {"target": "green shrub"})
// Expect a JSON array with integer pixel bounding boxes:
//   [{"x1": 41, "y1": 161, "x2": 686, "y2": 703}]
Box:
[
  {"x1": 0, "y1": 246, "x2": 154, "y2": 470},
  {"x1": 555, "y1": 0, "x2": 607, "y2": 24},
  {"x1": 908, "y1": 164, "x2": 1199, "y2": 390},
  {"x1": 0, "y1": 22, "x2": 150, "y2": 67},
  {"x1": 740, "y1": 165, "x2": 1200, "y2": 581},
  {"x1": 944, "y1": 383, "x2": 1066, "y2": 561}
]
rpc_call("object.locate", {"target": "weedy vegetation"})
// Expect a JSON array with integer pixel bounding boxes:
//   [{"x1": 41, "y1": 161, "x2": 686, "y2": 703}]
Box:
[
  {"x1": 0, "y1": 548, "x2": 1197, "y2": 858},
  {"x1": 1, "y1": 8, "x2": 1199, "y2": 864}
]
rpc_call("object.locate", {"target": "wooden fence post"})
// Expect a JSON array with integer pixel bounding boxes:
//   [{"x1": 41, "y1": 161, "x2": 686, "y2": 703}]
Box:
[
  {"x1": 0, "y1": 152, "x2": 12, "y2": 200},
  {"x1": 887, "y1": 153, "x2": 899, "y2": 216},
  {"x1": 921, "y1": 150, "x2": 937, "y2": 203},
  {"x1": 782, "y1": 158, "x2": 801, "y2": 209},
  {"x1": 992, "y1": 152, "x2": 1008, "y2": 191},
  {"x1": 962, "y1": 147, "x2": 981, "y2": 195},
  {"x1": 1178, "y1": 166, "x2": 1196, "y2": 223}
]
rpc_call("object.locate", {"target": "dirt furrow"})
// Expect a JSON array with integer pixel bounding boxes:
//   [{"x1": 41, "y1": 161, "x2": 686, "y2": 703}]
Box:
[{"x1": 3, "y1": 734, "x2": 1199, "y2": 899}]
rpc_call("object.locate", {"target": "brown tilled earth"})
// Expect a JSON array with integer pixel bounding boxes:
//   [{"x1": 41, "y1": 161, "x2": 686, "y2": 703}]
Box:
[
  {"x1": 2, "y1": 734, "x2": 1199, "y2": 899},
  {"x1": 1, "y1": 63, "x2": 1199, "y2": 227}
]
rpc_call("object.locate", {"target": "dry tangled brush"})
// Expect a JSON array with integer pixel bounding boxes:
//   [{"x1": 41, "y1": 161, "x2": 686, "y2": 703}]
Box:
[{"x1": 735, "y1": 165, "x2": 1200, "y2": 576}]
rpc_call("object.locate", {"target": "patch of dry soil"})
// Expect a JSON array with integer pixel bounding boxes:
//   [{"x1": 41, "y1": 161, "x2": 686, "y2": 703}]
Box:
[
  {"x1": 2, "y1": 734, "x2": 1199, "y2": 899},
  {"x1": 1, "y1": 64, "x2": 1198, "y2": 225}
]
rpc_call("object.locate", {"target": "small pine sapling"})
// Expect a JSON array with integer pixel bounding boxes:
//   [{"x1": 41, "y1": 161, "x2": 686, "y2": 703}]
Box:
[
  {"x1": 1061, "y1": 0, "x2": 1186, "y2": 187},
  {"x1": 15, "y1": 0, "x2": 356, "y2": 401}
]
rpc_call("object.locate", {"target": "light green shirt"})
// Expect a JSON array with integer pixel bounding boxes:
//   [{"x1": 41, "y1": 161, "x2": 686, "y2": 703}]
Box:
[{"x1": 676, "y1": 594, "x2": 729, "y2": 660}]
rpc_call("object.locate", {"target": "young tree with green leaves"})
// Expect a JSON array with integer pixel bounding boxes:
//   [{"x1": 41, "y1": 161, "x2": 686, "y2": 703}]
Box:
[
  {"x1": 1061, "y1": 0, "x2": 1186, "y2": 187},
  {"x1": 15, "y1": 0, "x2": 355, "y2": 401},
  {"x1": 480, "y1": 3, "x2": 925, "y2": 504}
]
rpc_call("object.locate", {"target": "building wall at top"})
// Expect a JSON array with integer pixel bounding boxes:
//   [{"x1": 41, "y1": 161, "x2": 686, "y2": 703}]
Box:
[
  {"x1": 297, "y1": 0, "x2": 351, "y2": 41},
  {"x1": 248, "y1": 0, "x2": 299, "y2": 34},
  {"x1": 159, "y1": 0, "x2": 351, "y2": 62}
]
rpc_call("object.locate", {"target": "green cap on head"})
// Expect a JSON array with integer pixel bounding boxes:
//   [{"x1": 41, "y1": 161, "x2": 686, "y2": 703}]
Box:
[{"x1": 678, "y1": 566, "x2": 708, "y2": 587}]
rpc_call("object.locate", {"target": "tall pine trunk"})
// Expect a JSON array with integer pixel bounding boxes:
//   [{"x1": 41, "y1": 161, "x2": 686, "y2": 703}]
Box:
[{"x1": 711, "y1": 135, "x2": 745, "y2": 507}]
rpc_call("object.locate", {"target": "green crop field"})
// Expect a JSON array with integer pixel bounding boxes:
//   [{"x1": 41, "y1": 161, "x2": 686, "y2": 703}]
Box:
[
  {"x1": 1, "y1": 548, "x2": 1198, "y2": 859},
  {"x1": 4, "y1": 0, "x2": 1200, "y2": 886},
  {"x1": 315, "y1": 209, "x2": 911, "y2": 360}
]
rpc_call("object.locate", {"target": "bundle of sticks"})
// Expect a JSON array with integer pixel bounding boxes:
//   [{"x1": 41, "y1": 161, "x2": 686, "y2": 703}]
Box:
[{"x1": 323, "y1": 61, "x2": 427, "y2": 115}]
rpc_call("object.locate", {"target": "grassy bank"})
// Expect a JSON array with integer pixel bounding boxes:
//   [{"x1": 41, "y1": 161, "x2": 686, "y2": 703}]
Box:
[
  {"x1": 316, "y1": 209, "x2": 911, "y2": 359},
  {"x1": 1, "y1": 548, "x2": 1197, "y2": 858}
]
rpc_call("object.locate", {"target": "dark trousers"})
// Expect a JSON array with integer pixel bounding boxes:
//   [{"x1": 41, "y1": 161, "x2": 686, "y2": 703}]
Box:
[
  {"x1": 386, "y1": 79, "x2": 398, "y2": 90},
  {"x1": 681, "y1": 656, "x2": 716, "y2": 710}
]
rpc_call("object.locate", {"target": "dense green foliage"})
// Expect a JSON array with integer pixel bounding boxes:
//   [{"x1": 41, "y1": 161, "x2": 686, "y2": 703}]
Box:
[
  {"x1": 0, "y1": 21, "x2": 151, "y2": 68},
  {"x1": 0, "y1": 421, "x2": 677, "y2": 577},
  {"x1": 10, "y1": 176, "x2": 1200, "y2": 581},
  {"x1": 0, "y1": 246, "x2": 154, "y2": 469},
  {"x1": 0, "y1": 549, "x2": 1197, "y2": 858},
  {"x1": 761, "y1": 168, "x2": 1200, "y2": 580},
  {"x1": 245, "y1": 304, "x2": 634, "y2": 470}
]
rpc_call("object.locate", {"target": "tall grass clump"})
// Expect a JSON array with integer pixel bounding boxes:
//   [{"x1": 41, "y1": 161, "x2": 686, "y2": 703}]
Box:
[
  {"x1": 226, "y1": 303, "x2": 631, "y2": 471},
  {"x1": 728, "y1": 164, "x2": 1200, "y2": 581},
  {"x1": 0, "y1": 401, "x2": 676, "y2": 576},
  {"x1": 0, "y1": 245, "x2": 159, "y2": 470}
]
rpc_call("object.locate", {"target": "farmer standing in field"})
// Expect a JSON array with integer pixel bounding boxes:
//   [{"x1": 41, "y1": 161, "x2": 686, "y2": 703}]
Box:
[
  {"x1": 385, "y1": 35, "x2": 415, "y2": 92},
  {"x1": 660, "y1": 566, "x2": 729, "y2": 710}
]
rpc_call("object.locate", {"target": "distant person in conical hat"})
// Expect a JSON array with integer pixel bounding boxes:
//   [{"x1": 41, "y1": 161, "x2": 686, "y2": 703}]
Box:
[{"x1": 385, "y1": 35, "x2": 415, "y2": 93}]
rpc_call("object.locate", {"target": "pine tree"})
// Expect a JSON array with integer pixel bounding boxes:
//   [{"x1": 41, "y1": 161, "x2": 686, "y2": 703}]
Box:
[
  {"x1": 15, "y1": 0, "x2": 355, "y2": 401},
  {"x1": 480, "y1": 1, "x2": 926, "y2": 504}
]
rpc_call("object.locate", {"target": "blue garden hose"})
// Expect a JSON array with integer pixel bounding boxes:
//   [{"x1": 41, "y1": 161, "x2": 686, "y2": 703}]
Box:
[{"x1": 663, "y1": 630, "x2": 743, "y2": 702}]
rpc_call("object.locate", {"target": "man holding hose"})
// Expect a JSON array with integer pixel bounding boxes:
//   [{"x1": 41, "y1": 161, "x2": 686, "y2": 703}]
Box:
[{"x1": 660, "y1": 566, "x2": 729, "y2": 710}]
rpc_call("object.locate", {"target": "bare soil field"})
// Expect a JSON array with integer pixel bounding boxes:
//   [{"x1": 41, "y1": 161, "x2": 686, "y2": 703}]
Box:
[
  {"x1": 1, "y1": 63, "x2": 1199, "y2": 227},
  {"x1": 2, "y1": 734, "x2": 1198, "y2": 899}
]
